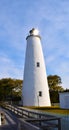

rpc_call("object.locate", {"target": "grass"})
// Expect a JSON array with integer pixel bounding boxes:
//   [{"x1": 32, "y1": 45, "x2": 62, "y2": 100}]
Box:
[
  {"x1": 23, "y1": 106, "x2": 69, "y2": 115},
  {"x1": 39, "y1": 108, "x2": 69, "y2": 115}
]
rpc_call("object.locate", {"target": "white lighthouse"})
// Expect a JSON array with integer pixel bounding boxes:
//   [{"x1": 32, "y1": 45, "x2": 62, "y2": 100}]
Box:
[{"x1": 22, "y1": 28, "x2": 51, "y2": 106}]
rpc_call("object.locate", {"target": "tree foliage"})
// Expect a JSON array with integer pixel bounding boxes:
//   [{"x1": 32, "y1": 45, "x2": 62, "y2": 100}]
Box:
[
  {"x1": 0, "y1": 75, "x2": 64, "y2": 104},
  {"x1": 47, "y1": 75, "x2": 64, "y2": 103},
  {"x1": 0, "y1": 78, "x2": 23, "y2": 101},
  {"x1": 47, "y1": 75, "x2": 64, "y2": 91}
]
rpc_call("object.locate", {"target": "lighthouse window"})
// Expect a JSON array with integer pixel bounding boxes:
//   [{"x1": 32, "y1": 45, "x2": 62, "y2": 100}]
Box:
[
  {"x1": 39, "y1": 91, "x2": 42, "y2": 97},
  {"x1": 37, "y1": 62, "x2": 40, "y2": 67}
]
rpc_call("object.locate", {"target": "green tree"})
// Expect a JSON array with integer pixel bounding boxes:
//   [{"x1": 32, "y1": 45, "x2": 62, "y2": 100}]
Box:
[
  {"x1": 47, "y1": 75, "x2": 64, "y2": 103},
  {"x1": 0, "y1": 78, "x2": 23, "y2": 101},
  {"x1": 47, "y1": 75, "x2": 63, "y2": 91}
]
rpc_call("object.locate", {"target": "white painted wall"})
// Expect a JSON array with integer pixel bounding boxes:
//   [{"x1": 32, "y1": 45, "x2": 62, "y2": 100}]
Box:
[
  {"x1": 0, "y1": 114, "x2": 1, "y2": 125},
  {"x1": 22, "y1": 29, "x2": 51, "y2": 106},
  {"x1": 59, "y1": 92, "x2": 69, "y2": 109}
]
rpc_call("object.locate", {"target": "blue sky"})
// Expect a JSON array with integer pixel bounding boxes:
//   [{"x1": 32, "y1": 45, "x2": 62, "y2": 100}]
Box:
[{"x1": 0, "y1": 0, "x2": 69, "y2": 89}]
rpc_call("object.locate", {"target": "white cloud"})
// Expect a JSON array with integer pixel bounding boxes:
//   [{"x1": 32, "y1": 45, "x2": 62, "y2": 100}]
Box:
[
  {"x1": 0, "y1": 53, "x2": 23, "y2": 79},
  {"x1": 0, "y1": 0, "x2": 69, "y2": 89}
]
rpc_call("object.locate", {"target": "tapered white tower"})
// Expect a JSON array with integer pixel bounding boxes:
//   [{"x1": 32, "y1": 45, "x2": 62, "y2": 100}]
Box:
[{"x1": 22, "y1": 28, "x2": 51, "y2": 106}]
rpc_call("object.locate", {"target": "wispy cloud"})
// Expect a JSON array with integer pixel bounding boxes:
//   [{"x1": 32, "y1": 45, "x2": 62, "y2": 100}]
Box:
[
  {"x1": 0, "y1": 53, "x2": 23, "y2": 79},
  {"x1": 0, "y1": 0, "x2": 69, "y2": 88}
]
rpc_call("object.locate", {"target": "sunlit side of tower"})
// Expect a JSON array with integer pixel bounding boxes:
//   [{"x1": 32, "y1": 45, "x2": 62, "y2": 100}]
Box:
[{"x1": 22, "y1": 28, "x2": 51, "y2": 106}]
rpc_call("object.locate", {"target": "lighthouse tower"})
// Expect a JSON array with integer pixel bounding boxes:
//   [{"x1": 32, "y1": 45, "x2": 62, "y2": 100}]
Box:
[{"x1": 22, "y1": 28, "x2": 51, "y2": 106}]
